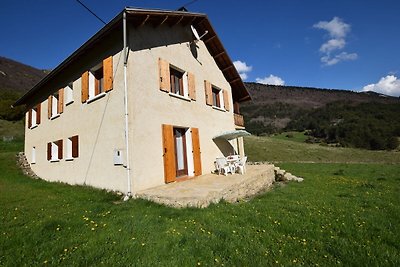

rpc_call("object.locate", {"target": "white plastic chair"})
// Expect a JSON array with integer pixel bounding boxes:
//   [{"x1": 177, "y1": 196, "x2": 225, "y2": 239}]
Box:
[
  {"x1": 215, "y1": 157, "x2": 231, "y2": 175},
  {"x1": 235, "y1": 156, "x2": 247, "y2": 174}
]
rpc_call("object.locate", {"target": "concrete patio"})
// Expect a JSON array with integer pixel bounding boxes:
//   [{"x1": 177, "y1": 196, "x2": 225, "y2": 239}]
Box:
[{"x1": 136, "y1": 164, "x2": 276, "y2": 208}]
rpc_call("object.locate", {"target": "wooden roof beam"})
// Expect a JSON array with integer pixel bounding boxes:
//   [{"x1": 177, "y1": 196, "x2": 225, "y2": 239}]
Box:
[
  {"x1": 222, "y1": 65, "x2": 234, "y2": 72},
  {"x1": 182, "y1": 16, "x2": 196, "y2": 26},
  {"x1": 229, "y1": 77, "x2": 241, "y2": 83},
  {"x1": 138, "y1": 15, "x2": 150, "y2": 27},
  {"x1": 169, "y1": 15, "x2": 184, "y2": 27},
  {"x1": 213, "y1": 51, "x2": 226, "y2": 58},
  {"x1": 205, "y1": 35, "x2": 217, "y2": 43}
]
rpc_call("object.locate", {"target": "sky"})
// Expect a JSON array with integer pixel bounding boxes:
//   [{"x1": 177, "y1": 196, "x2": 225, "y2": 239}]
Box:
[{"x1": 1, "y1": 0, "x2": 400, "y2": 96}]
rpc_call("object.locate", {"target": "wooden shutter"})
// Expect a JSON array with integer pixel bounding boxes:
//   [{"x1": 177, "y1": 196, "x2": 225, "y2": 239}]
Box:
[
  {"x1": 191, "y1": 128, "x2": 202, "y2": 176},
  {"x1": 71, "y1": 135, "x2": 79, "y2": 158},
  {"x1": 57, "y1": 139, "x2": 63, "y2": 160},
  {"x1": 223, "y1": 89, "x2": 230, "y2": 111},
  {"x1": 162, "y1": 124, "x2": 176, "y2": 183},
  {"x1": 48, "y1": 96, "x2": 52, "y2": 119},
  {"x1": 188, "y1": 72, "x2": 196, "y2": 100},
  {"x1": 103, "y1": 56, "x2": 113, "y2": 92},
  {"x1": 159, "y1": 58, "x2": 170, "y2": 92},
  {"x1": 81, "y1": 71, "x2": 89, "y2": 103},
  {"x1": 204, "y1": 80, "x2": 212, "y2": 105},
  {"x1": 36, "y1": 104, "x2": 41, "y2": 124},
  {"x1": 47, "y1": 142, "x2": 51, "y2": 161},
  {"x1": 28, "y1": 109, "x2": 32, "y2": 128},
  {"x1": 58, "y1": 88, "x2": 64, "y2": 114}
]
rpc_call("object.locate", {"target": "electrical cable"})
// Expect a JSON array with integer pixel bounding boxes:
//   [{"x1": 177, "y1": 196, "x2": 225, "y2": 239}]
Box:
[{"x1": 75, "y1": 0, "x2": 107, "y2": 25}]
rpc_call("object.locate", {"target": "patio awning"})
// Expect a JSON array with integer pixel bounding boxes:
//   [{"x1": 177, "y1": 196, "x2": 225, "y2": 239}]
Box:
[{"x1": 213, "y1": 130, "x2": 251, "y2": 140}]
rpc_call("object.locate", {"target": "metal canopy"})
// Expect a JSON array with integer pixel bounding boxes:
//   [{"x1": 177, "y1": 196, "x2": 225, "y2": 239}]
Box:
[{"x1": 213, "y1": 130, "x2": 251, "y2": 140}]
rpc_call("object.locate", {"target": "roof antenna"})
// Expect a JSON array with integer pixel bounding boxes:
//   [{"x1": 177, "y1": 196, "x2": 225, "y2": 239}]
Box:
[{"x1": 177, "y1": 0, "x2": 200, "y2": 11}]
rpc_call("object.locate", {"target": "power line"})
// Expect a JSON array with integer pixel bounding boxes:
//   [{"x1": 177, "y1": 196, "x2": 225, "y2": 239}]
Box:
[{"x1": 75, "y1": 0, "x2": 107, "y2": 25}]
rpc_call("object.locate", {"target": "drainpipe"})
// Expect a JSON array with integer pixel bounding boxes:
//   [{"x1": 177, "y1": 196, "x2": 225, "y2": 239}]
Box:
[{"x1": 123, "y1": 10, "x2": 132, "y2": 201}]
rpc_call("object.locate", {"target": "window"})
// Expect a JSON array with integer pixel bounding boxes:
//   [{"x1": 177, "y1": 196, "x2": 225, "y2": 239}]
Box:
[
  {"x1": 28, "y1": 104, "x2": 41, "y2": 128},
  {"x1": 158, "y1": 58, "x2": 196, "y2": 100},
  {"x1": 48, "y1": 89, "x2": 63, "y2": 119},
  {"x1": 32, "y1": 147, "x2": 36, "y2": 164},
  {"x1": 66, "y1": 135, "x2": 79, "y2": 160},
  {"x1": 81, "y1": 56, "x2": 113, "y2": 103},
  {"x1": 47, "y1": 140, "x2": 63, "y2": 162},
  {"x1": 204, "y1": 80, "x2": 230, "y2": 111},
  {"x1": 170, "y1": 68, "x2": 184, "y2": 96},
  {"x1": 212, "y1": 87, "x2": 221, "y2": 108},
  {"x1": 90, "y1": 65, "x2": 104, "y2": 98},
  {"x1": 65, "y1": 82, "x2": 74, "y2": 105}
]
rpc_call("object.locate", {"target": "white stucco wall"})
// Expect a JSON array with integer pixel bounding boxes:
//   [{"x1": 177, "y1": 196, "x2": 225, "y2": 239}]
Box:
[
  {"x1": 126, "y1": 24, "x2": 237, "y2": 192},
  {"x1": 24, "y1": 22, "x2": 240, "y2": 194},
  {"x1": 24, "y1": 50, "x2": 129, "y2": 193}
]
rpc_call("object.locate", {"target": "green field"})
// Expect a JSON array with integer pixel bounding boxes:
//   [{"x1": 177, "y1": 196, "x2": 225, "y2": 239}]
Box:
[{"x1": 1, "y1": 135, "x2": 399, "y2": 266}]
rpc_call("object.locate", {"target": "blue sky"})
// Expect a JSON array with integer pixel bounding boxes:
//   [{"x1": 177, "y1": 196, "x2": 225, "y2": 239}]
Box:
[{"x1": 1, "y1": 0, "x2": 399, "y2": 96}]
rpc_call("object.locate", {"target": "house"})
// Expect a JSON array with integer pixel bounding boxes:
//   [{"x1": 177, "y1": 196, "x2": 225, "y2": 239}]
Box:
[{"x1": 13, "y1": 8, "x2": 251, "y2": 198}]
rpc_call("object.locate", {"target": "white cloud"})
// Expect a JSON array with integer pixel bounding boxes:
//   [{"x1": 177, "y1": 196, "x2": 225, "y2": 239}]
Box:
[
  {"x1": 321, "y1": 52, "x2": 358, "y2": 66},
  {"x1": 313, "y1": 17, "x2": 350, "y2": 39},
  {"x1": 320, "y1": 38, "x2": 345, "y2": 53},
  {"x1": 362, "y1": 75, "x2": 400, "y2": 97},
  {"x1": 256, "y1": 74, "x2": 285, "y2": 85},
  {"x1": 313, "y1": 17, "x2": 357, "y2": 66},
  {"x1": 233, "y1": 60, "x2": 252, "y2": 80}
]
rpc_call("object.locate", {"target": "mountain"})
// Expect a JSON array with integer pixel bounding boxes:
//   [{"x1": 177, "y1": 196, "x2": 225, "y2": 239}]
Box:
[
  {"x1": 241, "y1": 82, "x2": 400, "y2": 134},
  {"x1": 0, "y1": 56, "x2": 47, "y2": 94}
]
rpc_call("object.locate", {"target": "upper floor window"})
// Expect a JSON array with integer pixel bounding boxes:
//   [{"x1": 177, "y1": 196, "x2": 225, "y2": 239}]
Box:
[
  {"x1": 48, "y1": 89, "x2": 63, "y2": 119},
  {"x1": 212, "y1": 86, "x2": 221, "y2": 108},
  {"x1": 28, "y1": 103, "x2": 41, "y2": 129},
  {"x1": 204, "y1": 80, "x2": 230, "y2": 111},
  {"x1": 65, "y1": 82, "x2": 74, "y2": 105},
  {"x1": 81, "y1": 56, "x2": 113, "y2": 103},
  {"x1": 159, "y1": 58, "x2": 196, "y2": 100}
]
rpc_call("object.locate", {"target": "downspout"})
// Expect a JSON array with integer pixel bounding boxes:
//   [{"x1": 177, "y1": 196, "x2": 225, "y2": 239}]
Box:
[{"x1": 123, "y1": 10, "x2": 132, "y2": 201}]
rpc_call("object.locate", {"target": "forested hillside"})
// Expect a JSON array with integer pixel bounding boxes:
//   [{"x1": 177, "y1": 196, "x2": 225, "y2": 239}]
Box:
[
  {"x1": 242, "y1": 83, "x2": 400, "y2": 150},
  {"x1": 0, "y1": 57, "x2": 47, "y2": 121}
]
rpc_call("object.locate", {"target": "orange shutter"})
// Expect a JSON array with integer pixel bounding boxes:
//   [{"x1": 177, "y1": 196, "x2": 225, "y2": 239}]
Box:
[
  {"x1": 188, "y1": 72, "x2": 196, "y2": 100},
  {"x1": 48, "y1": 96, "x2": 52, "y2": 119},
  {"x1": 72, "y1": 135, "x2": 79, "y2": 158},
  {"x1": 162, "y1": 124, "x2": 176, "y2": 183},
  {"x1": 191, "y1": 128, "x2": 202, "y2": 176},
  {"x1": 204, "y1": 80, "x2": 212, "y2": 105},
  {"x1": 28, "y1": 109, "x2": 32, "y2": 128},
  {"x1": 223, "y1": 89, "x2": 230, "y2": 111},
  {"x1": 58, "y1": 88, "x2": 64, "y2": 114},
  {"x1": 159, "y1": 58, "x2": 170, "y2": 92},
  {"x1": 81, "y1": 71, "x2": 89, "y2": 103},
  {"x1": 47, "y1": 142, "x2": 51, "y2": 161},
  {"x1": 103, "y1": 56, "x2": 113, "y2": 92},
  {"x1": 57, "y1": 139, "x2": 63, "y2": 160},
  {"x1": 36, "y1": 104, "x2": 41, "y2": 124}
]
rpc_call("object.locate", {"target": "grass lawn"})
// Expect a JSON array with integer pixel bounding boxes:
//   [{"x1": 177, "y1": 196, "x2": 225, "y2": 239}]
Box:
[{"x1": 1, "y1": 136, "x2": 400, "y2": 266}]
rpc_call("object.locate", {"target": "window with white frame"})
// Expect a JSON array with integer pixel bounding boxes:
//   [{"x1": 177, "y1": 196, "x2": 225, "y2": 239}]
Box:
[
  {"x1": 66, "y1": 135, "x2": 79, "y2": 160},
  {"x1": 47, "y1": 140, "x2": 62, "y2": 162},
  {"x1": 28, "y1": 104, "x2": 41, "y2": 128},
  {"x1": 31, "y1": 146, "x2": 36, "y2": 164},
  {"x1": 89, "y1": 63, "x2": 105, "y2": 100},
  {"x1": 212, "y1": 86, "x2": 223, "y2": 108},
  {"x1": 50, "y1": 91, "x2": 59, "y2": 118},
  {"x1": 170, "y1": 67, "x2": 188, "y2": 98},
  {"x1": 65, "y1": 82, "x2": 74, "y2": 105}
]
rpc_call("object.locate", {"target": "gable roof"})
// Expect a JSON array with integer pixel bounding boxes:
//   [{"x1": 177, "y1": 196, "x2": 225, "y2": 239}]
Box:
[{"x1": 13, "y1": 7, "x2": 251, "y2": 107}]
